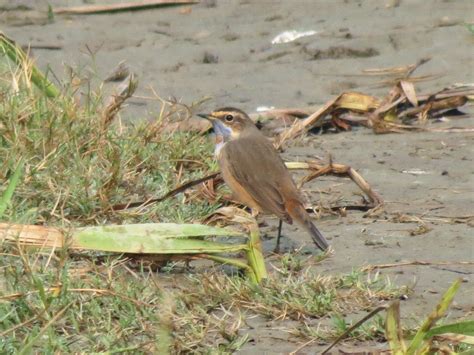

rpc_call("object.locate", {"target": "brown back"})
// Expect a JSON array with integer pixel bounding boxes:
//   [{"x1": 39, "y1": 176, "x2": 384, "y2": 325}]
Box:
[{"x1": 220, "y1": 132, "x2": 301, "y2": 223}]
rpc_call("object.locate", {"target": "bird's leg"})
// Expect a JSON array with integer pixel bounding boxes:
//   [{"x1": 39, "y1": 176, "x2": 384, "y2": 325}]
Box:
[{"x1": 274, "y1": 219, "x2": 283, "y2": 254}]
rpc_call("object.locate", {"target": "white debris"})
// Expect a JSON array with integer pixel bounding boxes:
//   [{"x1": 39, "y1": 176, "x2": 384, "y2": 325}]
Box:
[
  {"x1": 271, "y1": 30, "x2": 318, "y2": 44},
  {"x1": 402, "y1": 169, "x2": 431, "y2": 175},
  {"x1": 256, "y1": 106, "x2": 275, "y2": 112}
]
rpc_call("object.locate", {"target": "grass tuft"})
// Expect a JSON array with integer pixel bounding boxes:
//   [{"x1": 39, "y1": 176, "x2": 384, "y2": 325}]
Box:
[{"x1": 0, "y1": 66, "x2": 218, "y2": 226}]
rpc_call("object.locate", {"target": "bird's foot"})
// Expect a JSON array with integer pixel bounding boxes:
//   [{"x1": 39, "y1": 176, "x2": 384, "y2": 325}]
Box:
[{"x1": 272, "y1": 246, "x2": 281, "y2": 254}]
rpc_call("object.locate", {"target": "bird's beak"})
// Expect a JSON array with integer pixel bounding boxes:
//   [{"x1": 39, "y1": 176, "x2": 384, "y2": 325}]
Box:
[
  {"x1": 197, "y1": 113, "x2": 230, "y2": 137},
  {"x1": 197, "y1": 113, "x2": 214, "y2": 120}
]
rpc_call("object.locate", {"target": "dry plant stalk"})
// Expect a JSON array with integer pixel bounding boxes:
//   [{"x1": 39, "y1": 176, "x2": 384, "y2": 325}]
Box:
[
  {"x1": 0, "y1": 223, "x2": 67, "y2": 249},
  {"x1": 362, "y1": 57, "x2": 431, "y2": 78},
  {"x1": 399, "y1": 95, "x2": 467, "y2": 118},
  {"x1": 286, "y1": 161, "x2": 384, "y2": 208},
  {"x1": 362, "y1": 260, "x2": 474, "y2": 272},
  {"x1": 274, "y1": 94, "x2": 342, "y2": 149},
  {"x1": 364, "y1": 57, "x2": 432, "y2": 87},
  {"x1": 111, "y1": 172, "x2": 220, "y2": 211},
  {"x1": 53, "y1": 0, "x2": 198, "y2": 15},
  {"x1": 101, "y1": 74, "x2": 138, "y2": 128}
]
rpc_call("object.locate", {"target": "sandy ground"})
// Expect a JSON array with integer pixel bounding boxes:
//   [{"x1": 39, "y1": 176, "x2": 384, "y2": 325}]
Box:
[{"x1": 2, "y1": 0, "x2": 473, "y2": 353}]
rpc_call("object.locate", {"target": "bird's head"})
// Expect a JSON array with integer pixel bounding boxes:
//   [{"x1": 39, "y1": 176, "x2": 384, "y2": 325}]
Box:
[{"x1": 198, "y1": 107, "x2": 257, "y2": 141}]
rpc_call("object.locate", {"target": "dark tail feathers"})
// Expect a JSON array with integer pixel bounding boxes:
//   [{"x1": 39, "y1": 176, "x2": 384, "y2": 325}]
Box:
[{"x1": 289, "y1": 203, "x2": 329, "y2": 251}]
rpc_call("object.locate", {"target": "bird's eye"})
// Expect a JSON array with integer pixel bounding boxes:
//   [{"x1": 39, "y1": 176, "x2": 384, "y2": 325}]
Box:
[{"x1": 225, "y1": 114, "x2": 234, "y2": 122}]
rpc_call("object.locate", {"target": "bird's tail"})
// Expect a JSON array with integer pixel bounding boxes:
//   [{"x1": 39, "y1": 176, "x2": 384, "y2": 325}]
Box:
[{"x1": 287, "y1": 200, "x2": 329, "y2": 251}]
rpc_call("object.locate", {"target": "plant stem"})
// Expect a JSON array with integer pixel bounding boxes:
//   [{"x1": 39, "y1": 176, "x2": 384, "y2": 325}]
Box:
[
  {"x1": 0, "y1": 33, "x2": 60, "y2": 98},
  {"x1": 245, "y1": 222, "x2": 267, "y2": 284}
]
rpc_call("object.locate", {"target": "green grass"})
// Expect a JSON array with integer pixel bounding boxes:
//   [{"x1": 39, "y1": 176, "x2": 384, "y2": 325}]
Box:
[
  {"x1": 0, "y1": 249, "x2": 403, "y2": 353},
  {"x1": 0, "y1": 53, "x2": 470, "y2": 353},
  {"x1": 0, "y1": 76, "x2": 218, "y2": 226}
]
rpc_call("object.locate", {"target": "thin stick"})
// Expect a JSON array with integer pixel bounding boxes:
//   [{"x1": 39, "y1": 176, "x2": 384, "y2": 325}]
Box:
[
  {"x1": 275, "y1": 94, "x2": 341, "y2": 149},
  {"x1": 399, "y1": 95, "x2": 467, "y2": 118},
  {"x1": 405, "y1": 57, "x2": 431, "y2": 78},
  {"x1": 111, "y1": 172, "x2": 219, "y2": 211},
  {"x1": 362, "y1": 260, "x2": 474, "y2": 272},
  {"x1": 54, "y1": 0, "x2": 198, "y2": 15},
  {"x1": 289, "y1": 337, "x2": 317, "y2": 355},
  {"x1": 28, "y1": 44, "x2": 62, "y2": 50},
  {"x1": 0, "y1": 315, "x2": 37, "y2": 337},
  {"x1": 286, "y1": 161, "x2": 384, "y2": 208},
  {"x1": 320, "y1": 305, "x2": 388, "y2": 354}
]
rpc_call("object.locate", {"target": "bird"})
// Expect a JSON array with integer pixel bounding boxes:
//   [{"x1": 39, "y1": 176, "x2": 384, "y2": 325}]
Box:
[{"x1": 198, "y1": 107, "x2": 329, "y2": 252}]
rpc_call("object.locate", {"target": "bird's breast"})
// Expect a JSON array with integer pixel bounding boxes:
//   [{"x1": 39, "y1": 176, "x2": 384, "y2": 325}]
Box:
[
  {"x1": 214, "y1": 135, "x2": 226, "y2": 158},
  {"x1": 215, "y1": 141, "x2": 226, "y2": 158}
]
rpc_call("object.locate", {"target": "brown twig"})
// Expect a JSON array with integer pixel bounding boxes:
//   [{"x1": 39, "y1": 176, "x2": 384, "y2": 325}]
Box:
[
  {"x1": 405, "y1": 57, "x2": 431, "y2": 78},
  {"x1": 319, "y1": 305, "x2": 389, "y2": 355},
  {"x1": 288, "y1": 161, "x2": 383, "y2": 208},
  {"x1": 27, "y1": 44, "x2": 63, "y2": 50},
  {"x1": 111, "y1": 172, "x2": 219, "y2": 211},
  {"x1": 362, "y1": 57, "x2": 431, "y2": 78},
  {"x1": 274, "y1": 94, "x2": 342, "y2": 149},
  {"x1": 399, "y1": 95, "x2": 467, "y2": 118},
  {"x1": 417, "y1": 85, "x2": 474, "y2": 101},
  {"x1": 53, "y1": 0, "x2": 198, "y2": 15},
  {"x1": 362, "y1": 260, "x2": 474, "y2": 272},
  {"x1": 0, "y1": 315, "x2": 38, "y2": 337}
]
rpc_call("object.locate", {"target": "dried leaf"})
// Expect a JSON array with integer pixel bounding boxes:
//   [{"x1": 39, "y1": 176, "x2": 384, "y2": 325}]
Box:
[
  {"x1": 275, "y1": 94, "x2": 341, "y2": 148},
  {"x1": 335, "y1": 92, "x2": 381, "y2": 112},
  {"x1": 400, "y1": 80, "x2": 418, "y2": 107}
]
